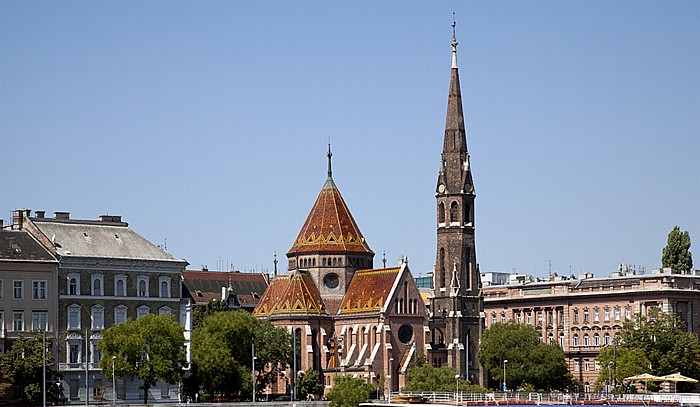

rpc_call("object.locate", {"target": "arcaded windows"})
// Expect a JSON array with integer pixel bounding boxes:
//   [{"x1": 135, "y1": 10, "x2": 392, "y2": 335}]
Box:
[
  {"x1": 137, "y1": 276, "x2": 149, "y2": 297},
  {"x1": 159, "y1": 277, "x2": 171, "y2": 298},
  {"x1": 91, "y1": 274, "x2": 103, "y2": 296},
  {"x1": 68, "y1": 274, "x2": 80, "y2": 295},
  {"x1": 91, "y1": 305, "x2": 104, "y2": 330},
  {"x1": 114, "y1": 275, "x2": 126, "y2": 297},
  {"x1": 32, "y1": 280, "x2": 47, "y2": 300},
  {"x1": 438, "y1": 202, "x2": 446, "y2": 224},
  {"x1": 450, "y1": 201, "x2": 459, "y2": 223},
  {"x1": 68, "y1": 305, "x2": 81, "y2": 330},
  {"x1": 114, "y1": 305, "x2": 127, "y2": 325}
]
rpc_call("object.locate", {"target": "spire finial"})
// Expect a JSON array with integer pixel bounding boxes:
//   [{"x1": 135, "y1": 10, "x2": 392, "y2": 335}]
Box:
[
  {"x1": 327, "y1": 143, "x2": 333, "y2": 179},
  {"x1": 273, "y1": 251, "x2": 278, "y2": 278},
  {"x1": 451, "y1": 13, "x2": 458, "y2": 69}
]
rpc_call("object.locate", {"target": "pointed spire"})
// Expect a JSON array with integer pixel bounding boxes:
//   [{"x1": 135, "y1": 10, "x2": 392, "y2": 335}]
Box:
[
  {"x1": 443, "y1": 18, "x2": 467, "y2": 153},
  {"x1": 327, "y1": 144, "x2": 333, "y2": 180}
]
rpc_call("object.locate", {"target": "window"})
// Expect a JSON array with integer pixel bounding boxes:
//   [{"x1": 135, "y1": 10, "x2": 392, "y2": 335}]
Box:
[
  {"x1": 625, "y1": 307, "x2": 631, "y2": 320},
  {"x1": 583, "y1": 334, "x2": 590, "y2": 346},
  {"x1": 559, "y1": 332, "x2": 565, "y2": 348},
  {"x1": 594, "y1": 360, "x2": 601, "y2": 371},
  {"x1": 604, "y1": 308, "x2": 610, "y2": 322},
  {"x1": 604, "y1": 333, "x2": 610, "y2": 346},
  {"x1": 537, "y1": 311, "x2": 543, "y2": 325},
  {"x1": 573, "y1": 309, "x2": 579, "y2": 324},
  {"x1": 137, "y1": 277, "x2": 149, "y2": 297},
  {"x1": 558, "y1": 310, "x2": 564, "y2": 325},
  {"x1": 548, "y1": 332, "x2": 554, "y2": 344},
  {"x1": 584, "y1": 360, "x2": 590, "y2": 371},
  {"x1": 114, "y1": 306, "x2": 127, "y2": 325},
  {"x1": 527, "y1": 313, "x2": 532, "y2": 325},
  {"x1": 68, "y1": 305, "x2": 80, "y2": 329},
  {"x1": 91, "y1": 305, "x2": 104, "y2": 329},
  {"x1": 32, "y1": 280, "x2": 47, "y2": 299},
  {"x1": 548, "y1": 311, "x2": 553, "y2": 325},
  {"x1": 159, "y1": 277, "x2": 171, "y2": 298},
  {"x1": 573, "y1": 334, "x2": 579, "y2": 347},
  {"x1": 0, "y1": 312, "x2": 3, "y2": 332},
  {"x1": 450, "y1": 201, "x2": 459, "y2": 223},
  {"x1": 91, "y1": 274, "x2": 103, "y2": 296},
  {"x1": 515, "y1": 313, "x2": 522, "y2": 324},
  {"x1": 500, "y1": 313, "x2": 505, "y2": 323},
  {"x1": 438, "y1": 202, "x2": 445, "y2": 224},
  {"x1": 13, "y1": 312, "x2": 24, "y2": 331},
  {"x1": 115, "y1": 275, "x2": 126, "y2": 296},
  {"x1": 594, "y1": 333, "x2": 600, "y2": 346},
  {"x1": 0, "y1": 280, "x2": 3, "y2": 299},
  {"x1": 32, "y1": 311, "x2": 48, "y2": 330},
  {"x1": 13, "y1": 280, "x2": 23, "y2": 299},
  {"x1": 615, "y1": 307, "x2": 621, "y2": 321},
  {"x1": 159, "y1": 306, "x2": 172, "y2": 315},
  {"x1": 67, "y1": 273, "x2": 80, "y2": 295},
  {"x1": 574, "y1": 360, "x2": 580, "y2": 371},
  {"x1": 583, "y1": 309, "x2": 589, "y2": 323},
  {"x1": 491, "y1": 314, "x2": 496, "y2": 325},
  {"x1": 593, "y1": 309, "x2": 599, "y2": 323},
  {"x1": 137, "y1": 306, "x2": 150, "y2": 319},
  {"x1": 69, "y1": 343, "x2": 80, "y2": 364}
]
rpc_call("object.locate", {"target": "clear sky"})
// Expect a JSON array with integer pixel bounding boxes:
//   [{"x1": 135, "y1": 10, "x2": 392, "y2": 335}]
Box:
[{"x1": 2, "y1": 1, "x2": 699, "y2": 278}]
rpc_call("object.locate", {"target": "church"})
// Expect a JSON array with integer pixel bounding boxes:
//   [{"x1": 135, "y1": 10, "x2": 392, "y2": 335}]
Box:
[{"x1": 253, "y1": 30, "x2": 483, "y2": 396}]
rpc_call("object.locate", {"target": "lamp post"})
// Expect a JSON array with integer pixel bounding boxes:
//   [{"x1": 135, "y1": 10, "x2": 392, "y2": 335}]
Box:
[
  {"x1": 455, "y1": 374, "x2": 460, "y2": 406},
  {"x1": 43, "y1": 330, "x2": 46, "y2": 407},
  {"x1": 112, "y1": 356, "x2": 116, "y2": 405},
  {"x1": 503, "y1": 360, "x2": 508, "y2": 392},
  {"x1": 252, "y1": 342, "x2": 257, "y2": 403},
  {"x1": 388, "y1": 357, "x2": 393, "y2": 403}
]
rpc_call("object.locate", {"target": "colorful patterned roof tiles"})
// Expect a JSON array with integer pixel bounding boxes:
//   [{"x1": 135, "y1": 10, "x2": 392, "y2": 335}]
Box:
[
  {"x1": 287, "y1": 180, "x2": 373, "y2": 255},
  {"x1": 254, "y1": 271, "x2": 328, "y2": 317},
  {"x1": 338, "y1": 267, "x2": 401, "y2": 315}
]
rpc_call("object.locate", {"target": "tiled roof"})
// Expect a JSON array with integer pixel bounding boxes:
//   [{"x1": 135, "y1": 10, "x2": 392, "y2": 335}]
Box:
[
  {"x1": 338, "y1": 267, "x2": 401, "y2": 315},
  {"x1": 288, "y1": 179, "x2": 373, "y2": 255},
  {"x1": 0, "y1": 230, "x2": 56, "y2": 262},
  {"x1": 32, "y1": 220, "x2": 184, "y2": 262},
  {"x1": 254, "y1": 271, "x2": 328, "y2": 317},
  {"x1": 182, "y1": 270, "x2": 268, "y2": 306}
]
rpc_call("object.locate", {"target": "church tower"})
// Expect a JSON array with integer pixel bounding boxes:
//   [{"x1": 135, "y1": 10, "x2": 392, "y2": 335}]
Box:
[{"x1": 429, "y1": 27, "x2": 483, "y2": 384}]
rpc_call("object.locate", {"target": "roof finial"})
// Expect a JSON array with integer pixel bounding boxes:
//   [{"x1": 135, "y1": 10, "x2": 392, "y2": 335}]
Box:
[
  {"x1": 327, "y1": 143, "x2": 333, "y2": 179},
  {"x1": 451, "y1": 13, "x2": 458, "y2": 69},
  {"x1": 273, "y1": 251, "x2": 278, "y2": 278}
]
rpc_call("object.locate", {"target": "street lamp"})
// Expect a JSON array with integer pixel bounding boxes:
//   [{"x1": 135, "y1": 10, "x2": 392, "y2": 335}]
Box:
[
  {"x1": 455, "y1": 374, "x2": 460, "y2": 406},
  {"x1": 112, "y1": 356, "x2": 117, "y2": 405},
  {"x1": 503, "y1": 360, "x2": 508, "y2": 392},
  {"x1": 388, "y1": 357, "x2": 393, "y2": 403},
  {"x1": 252, "y1": 342, "x2": 258, "y2": 403}
]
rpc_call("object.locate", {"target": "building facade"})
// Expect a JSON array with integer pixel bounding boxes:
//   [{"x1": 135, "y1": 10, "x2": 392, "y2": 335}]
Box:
[
  {"x1": 427, "y1": 32, "x2": 484, "y2": 384},
  {"x1": 11, "y1": 210, "x2": 188, "y2": 403},
  {"x1": 483, "y1": 269, "x2": 700, "y2": 390}
]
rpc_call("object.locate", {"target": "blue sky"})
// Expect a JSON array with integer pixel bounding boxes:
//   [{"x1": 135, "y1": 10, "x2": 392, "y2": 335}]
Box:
[{"x1": 2, "y1": 1, "x2": 699, "y2": 278}]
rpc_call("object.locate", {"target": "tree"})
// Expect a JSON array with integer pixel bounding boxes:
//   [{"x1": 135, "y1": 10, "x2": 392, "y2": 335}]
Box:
[
  {"x1": 662, "y1": 226, "x2": 693, "y2": 274},
  {"x1": 605, "y1": 308, "x2": 700, "y2": 392},
  {"x1": 192, "y1": 298, "x2": 231, "y2": 328},
  {"x1": 478, "y1": 322, "x2": 570, "y2": 391},
  {"x1": 326, "y1": 375, "x2": 373, "y2": 407},
  {"x1": 98, "y1": 314, "x2": 186, "y2": 404},
  {"x1": 297, "y1": 369, "x2": 324, "y2": 400},
  {"x1": 596, "y1": 347, "x2": 649, "y2": 391},
  {"x1": 0, "y1": 332, "x2": 63, "y2": 404},
  {"x1": 191, "y1": 310, "x2": 291, "y2": 399},
  {"x1": 404, "y1": 362, "x2": 483, "y2": 392}
]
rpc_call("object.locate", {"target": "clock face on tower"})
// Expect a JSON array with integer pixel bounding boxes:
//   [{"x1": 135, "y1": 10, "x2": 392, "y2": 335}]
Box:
[{"x1": 438, "y1": 184, "x2": 446, "y2": 193}]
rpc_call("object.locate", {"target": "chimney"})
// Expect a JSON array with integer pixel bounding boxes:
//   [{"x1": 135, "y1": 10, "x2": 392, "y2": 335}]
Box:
[
  {"x1": 54, "y1": 212, "x2": 70, "y2": 220},
  {"x1": 12, "y1": 210, "x2": 25, "y2": 228},
  {"x1": 99, "y1": 215, "x2": 123, "y2": 223},
  {"x1": 35, "y1": 211, "x2": 45, "y2": 218}
]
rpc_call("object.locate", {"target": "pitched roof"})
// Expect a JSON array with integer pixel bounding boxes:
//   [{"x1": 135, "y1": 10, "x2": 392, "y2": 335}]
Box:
[
  {"x1": 32, "y1": 219, "x2": 184, "y2": 262},
  {"x1": 254, "y1": 270, "x2": 328, "y2": 317},
  {"x1": 288, "y1": 179, "x2": 373, "y2": 255},
  {"x1": 0, "y1": 230, "x2": 56, "y2": 262},
  {"x1": 182, "y1": 270, "x2": 268, "y2": 306},
  {"x1": 338, "y1": 267, "x2": 401, "y2": 315}
]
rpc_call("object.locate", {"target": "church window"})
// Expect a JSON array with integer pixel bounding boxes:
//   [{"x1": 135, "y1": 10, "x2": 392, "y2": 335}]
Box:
[
  {"x1": 312, "y1": 258, "x2": 316, "y2": 266},
  {"x1": 338, "y1": 258, "x2": 342, "y2": 266},
  {"x1": 332, "y1": 258, "x2": 337, "y2": 267},
  {"x1": 323, "y1": 273, "x2": 339, "y2": 289},
  {"x1": 438, "y1": 202, "x2": 445, "y2": 224},
  {"x1": 397, "y1": 324, "x2": 413, "y2": 345},
  {"x1": 322, "y1": 258, "x2": 326, "y2": 266},
  {"x1": 450, "y1": 201, "x2": 459, "y2": 223},
  {"x1": 464, "y1": 203, "x2": 471, "y2": 224},
  {"x1": 439, "y1": 248, "x2": 446, "y2": 288}
]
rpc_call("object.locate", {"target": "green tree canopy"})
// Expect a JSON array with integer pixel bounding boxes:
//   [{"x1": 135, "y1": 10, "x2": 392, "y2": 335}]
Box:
[
  {"x1": 192, "y1": 298, "x2": 231, "y2": 328},
  {"x1": 477, "y1": 321, "x2": 571, "y2": 391},
  {"x1": 98, "y1": 314, "x2": 186, "y2": 404},
  {"x1": 605, "y1": 308, "x2": 700, "y2": 392},
  {"x1": 190, "y1": 310, "x2": 291, "y2": 400},
  {"x1": 662, "y1": 226, "x2": 693, "y2": 274},
  {"x1": 326, "y1": 375, "x2": 374, "y2": 407},
  {"x1": 297, "y1": 369, "x2": 325, "y2": 400},
  {"x1": 0, "y1": 332, "x2": 62, "y2": 404},
  {"x1": 403, "y1": 362, "x2": 482, "y2": 392}
]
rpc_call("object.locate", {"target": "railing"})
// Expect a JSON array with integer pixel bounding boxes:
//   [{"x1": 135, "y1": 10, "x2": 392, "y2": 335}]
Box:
[
  {"x1": 392, "y1": 391, "x2": 690, "y2": 405},
  {"x1": 58, "y1": 362, "x2": 103, "y2": 371}
]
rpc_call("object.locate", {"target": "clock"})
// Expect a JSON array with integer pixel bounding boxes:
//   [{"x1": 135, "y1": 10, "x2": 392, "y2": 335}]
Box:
[{"x1": 438, "y1": 184, "x2": 445, "y2": 193}]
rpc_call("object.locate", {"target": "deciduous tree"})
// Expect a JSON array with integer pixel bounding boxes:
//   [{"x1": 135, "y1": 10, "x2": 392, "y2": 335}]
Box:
[
  {"x1": 326, "y1": 375, "x2": 373, "y2": 407},
  {"x1": 98, "y1": 314, "x2": 186, "y2": 404},
  {"x1": 0, "y1": 332, "x2": 62, "y2": 404},
  {"x1": 662, "y1": 226, "x2": 693, "y2": 274},
  {"x1": 297, "y1": 369, "x2": 324, "y2": 400}
]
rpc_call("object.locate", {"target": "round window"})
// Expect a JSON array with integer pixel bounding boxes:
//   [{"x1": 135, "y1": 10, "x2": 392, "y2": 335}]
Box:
[
  {"x1": 398, "y1": 324, "x2": 413, "y2": 344},
  {"x1": 323, "y1": 273, "x2": 339, "y2": 289}
]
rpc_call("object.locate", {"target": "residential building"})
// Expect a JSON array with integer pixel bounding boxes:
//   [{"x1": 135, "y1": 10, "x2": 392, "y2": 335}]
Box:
[{"x1": 11, "y1": 210, "x2": 188, "y2": 403}]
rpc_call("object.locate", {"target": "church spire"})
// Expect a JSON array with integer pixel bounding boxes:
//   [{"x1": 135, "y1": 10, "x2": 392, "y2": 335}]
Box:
[{"x1": 327, "y1": 144, "x2": 333, "y2": 180}]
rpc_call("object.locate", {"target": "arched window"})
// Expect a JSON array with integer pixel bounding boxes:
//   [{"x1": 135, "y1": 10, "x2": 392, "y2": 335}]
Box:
[
  {"x1": 450, "y1": 201, "x2": 459, "y2": 223},
  {"x1": 438, "y1": 202, "x2": 446, "y2": 224},
  {"x1": 312, "y1": 258, "x2": 316, "y2": 266},
  {"x1": 69, "y1": 277, "x2": 78, "y2": 295},
  {"x1": 584, "y1": 334, "x2": 590, "y2": 346},
  {"x1": 559, "y1": 332, "x2": 565, "y2": 348},
  {"x1": 594, "y1": 333, "x2": 600, "y2": 346},
  {"x1": 160, "y1": 281, "x2": 170, "y2": 298},
  {"x1": 548, "y1": 332, "x2": 554, "y2": 344},
  {"x1": 115, "y1": 276, "x2": 126, "y2": 297},
  {"x1": 139, "y1": 280, "x2": 148, "y2": 297},
  {"x1": 322, "y1": 258, "x2": 326, "y2": 266},
  {"x1": 604, "y1": 333, "x2": 610, "y2": 345},
  {"x1": 338, "y1": 258, "x2": 342, "y2": 266},
  {"x1": 573, "y1": 334, "x2": 579, "y2": 347},
  {"x1": 439, "y1": 248, "x2": 446, "y2": 288},
  {"x1": 92, "y1": 277, "x2": 102, "y2": 296},
  {"x1": 464, "y1": 203, "x2": 471, "y2": 224}
]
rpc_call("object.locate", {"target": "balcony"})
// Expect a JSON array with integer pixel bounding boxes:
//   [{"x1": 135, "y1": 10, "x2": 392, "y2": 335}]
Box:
[{"x1": 59, "y1": 362, "x2": 102, "y2": 371}]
